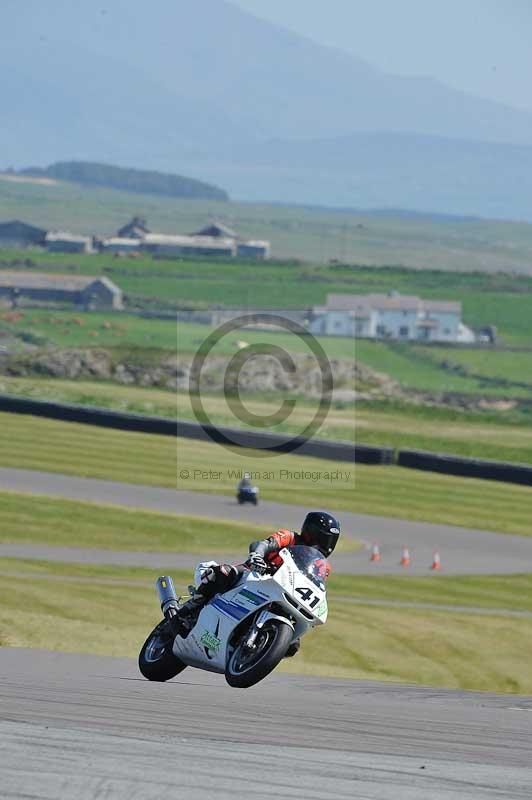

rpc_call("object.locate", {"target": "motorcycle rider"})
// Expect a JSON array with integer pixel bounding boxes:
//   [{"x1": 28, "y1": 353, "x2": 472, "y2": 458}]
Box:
[
  {"x1": 175, "y1": 511, "x2": 341, "y2": 656},
  {"x1": 237, "y1": 472, "x2": 253, "y2": 493}
]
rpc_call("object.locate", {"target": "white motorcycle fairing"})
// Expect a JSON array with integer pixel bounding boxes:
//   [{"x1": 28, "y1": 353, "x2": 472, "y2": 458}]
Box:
[{"x1": 172, "y1": 546, "x2": 328, "y2": 675}]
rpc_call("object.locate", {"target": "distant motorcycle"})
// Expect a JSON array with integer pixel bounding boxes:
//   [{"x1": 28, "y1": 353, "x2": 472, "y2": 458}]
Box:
[
  {"x1": 138, "y1": 546, "x2": 328, "y2": 688},
  {"x1": 237, "y1": 485, "x2": 259, "y2": 505}
]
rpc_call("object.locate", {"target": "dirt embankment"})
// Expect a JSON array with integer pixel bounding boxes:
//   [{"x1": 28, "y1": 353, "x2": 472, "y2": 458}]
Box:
[
  {"x1": 0, "y1": 347, "x2": 396, "y2": 402},
  {"x1": 2, "y1": 347, "x2": 519, "y2": 413}
]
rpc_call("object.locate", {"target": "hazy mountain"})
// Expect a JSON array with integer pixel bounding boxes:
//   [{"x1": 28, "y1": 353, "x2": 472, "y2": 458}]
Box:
[
  {"x1": 2, "y1": 0, "x2": 532, "y2": 217},
  {"x1": 201, "y1": 132, "x2": 532, "y2": 219}
]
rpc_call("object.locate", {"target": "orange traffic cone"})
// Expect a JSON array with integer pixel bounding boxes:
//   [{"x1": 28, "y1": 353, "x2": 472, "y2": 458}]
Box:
[
  {"x1": 431, "y1": 550, "x2": 442, "y2": 571},
  {"x1": 370, "y1": 543, "x2": 381, "y2": 562},
  {"x1": 400, "y1": 546, "x2": 411, "y2": 567}
]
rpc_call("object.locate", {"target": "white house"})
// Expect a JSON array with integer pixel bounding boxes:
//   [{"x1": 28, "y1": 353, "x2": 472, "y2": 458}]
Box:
[{"x1": 309, "y1": 292, "x2": 475, "y2": 343}]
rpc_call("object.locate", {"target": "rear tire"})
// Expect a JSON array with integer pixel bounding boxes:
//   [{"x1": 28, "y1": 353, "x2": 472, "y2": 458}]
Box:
[
  {"x1": 138, "y1": 619, "x2": 187, "y2": 682},
  {"x1": 225, "y1": 620, "x2": 293, "y2": 688}
]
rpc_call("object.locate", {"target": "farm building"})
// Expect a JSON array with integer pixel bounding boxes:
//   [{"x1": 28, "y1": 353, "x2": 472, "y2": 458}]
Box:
[
  {"x1": 309, "y1": 292, "x2": 475, "y2": 343},
  {"x1": 141, "y1": 233, "x2": 236, "y2": 257},
  {"x1": 0, "y1": 220, "x2": 47, "y2": 248},
  {"x1": 117, "y1": 216, "x2": 150, "y2": 239},
  {"x1": 45, "y1": 232, "x2": 93, "y2": 254},
  {"x1": 100, "y1": 237, "x2": 142, "y2": 254},
  {"x1": 191, "y1": 222, "x2": 239, "y2": 239},
  {"x1": 191, "y1": 221, "x2": 271, "y2": 259},
  {"x1": 0, "y1": 272, "x2": 123, "y2": 310},
  {"x1": 236, "y1": 240, "x2": 270, "y2": 260}
]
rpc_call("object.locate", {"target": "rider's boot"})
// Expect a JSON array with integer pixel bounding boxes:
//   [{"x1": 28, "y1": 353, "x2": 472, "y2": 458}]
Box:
[
  {"x1": 284, "y1": 637, "x2": 300, "y2": 658},
  {"x1": 172, "y1": 589, "x2": 205, "y2": 637}
]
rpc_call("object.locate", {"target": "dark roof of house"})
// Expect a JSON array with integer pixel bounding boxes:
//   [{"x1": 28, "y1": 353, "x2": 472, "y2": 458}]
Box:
[
  {"x1": 191, "y1": 222, "x2": 239, "y2": 239},
  {"x1": 0, "y1": 220, "x2": 47, "y2": 239},
  {"x1": 117, "y1": 216, "x2": 150, "y2": 238}
]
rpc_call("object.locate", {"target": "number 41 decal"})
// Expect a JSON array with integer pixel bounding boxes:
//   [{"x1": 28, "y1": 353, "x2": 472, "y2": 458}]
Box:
[{"x1": 295, "y1": 586, "x2": 320, "y2": 608}]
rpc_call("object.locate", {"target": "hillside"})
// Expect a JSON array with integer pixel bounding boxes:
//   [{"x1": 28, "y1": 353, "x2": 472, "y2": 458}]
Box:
[
  {"x1": 18, "y1": 162, "x2": 228, "y2": 202},
  {"x1": 3, "y1": 0, "x2": 532, "y2": 216}
]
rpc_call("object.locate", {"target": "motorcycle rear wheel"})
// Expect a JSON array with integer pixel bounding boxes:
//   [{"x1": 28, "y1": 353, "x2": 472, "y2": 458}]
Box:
[
  {"x1": 225, "y1": 619, "x2": 293, "y2": 688},
  {"x1": 138, "y1": 619, "x2": 187, "y2": 682}
]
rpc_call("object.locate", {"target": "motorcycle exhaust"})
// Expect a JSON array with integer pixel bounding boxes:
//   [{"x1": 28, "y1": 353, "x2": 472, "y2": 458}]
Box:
[{"x1": 156, "y1": 576, "x2": 179, "y2": 618}]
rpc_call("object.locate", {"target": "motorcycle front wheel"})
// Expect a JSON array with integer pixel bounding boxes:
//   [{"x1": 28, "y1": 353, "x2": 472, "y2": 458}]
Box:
[
  {"x1": 138, "y1": 619, "x2": 187, "y2": 682},
  {"x1": 225, "y1": 619, "x2": 293, "y2": 688}
]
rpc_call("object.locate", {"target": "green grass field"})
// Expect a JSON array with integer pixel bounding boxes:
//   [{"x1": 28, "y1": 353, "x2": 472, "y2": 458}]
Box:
[
  {"x1": 418, "y1": 347, "x2": 532, "y2": 388},
  {"x1": 2, "y1": 555, "x2": 532, "y2": 692},
  {"x1": 0, "y1": 308, "x2": 356, "y2": 358},
  {"x1": 3, "y1": 176, "x2": 532, "y2": 271},
  {"x1": 3, "y1": 412, "x2": 532, "y2": 535},
  {"x1": 4, "y1": 243, "x2": 532, "y2": 343},
  {"x1": 0, "y1": 492, "x2": 270, "y2": 553},
  {"x1": 0, "y1": 491, "x2": 359, "y2": 555}
]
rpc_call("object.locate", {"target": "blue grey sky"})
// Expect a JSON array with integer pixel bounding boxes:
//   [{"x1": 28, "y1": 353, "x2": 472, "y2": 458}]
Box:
[{"x1": 233, "y1": 0, "x2": 532, "y2": 112}]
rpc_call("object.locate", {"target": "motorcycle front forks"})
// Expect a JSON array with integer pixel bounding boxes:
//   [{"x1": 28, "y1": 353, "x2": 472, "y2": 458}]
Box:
[{"x1": 243, "y1": 609, "x2": 273, "y2": 649}]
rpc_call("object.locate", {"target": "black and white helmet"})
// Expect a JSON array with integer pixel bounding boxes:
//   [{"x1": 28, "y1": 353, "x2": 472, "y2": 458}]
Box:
[{"x1": 301, "y1": 511, "x2": 340, "y2": 556}]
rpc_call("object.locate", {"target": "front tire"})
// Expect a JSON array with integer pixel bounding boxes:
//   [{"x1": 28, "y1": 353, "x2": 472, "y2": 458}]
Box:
[
  {"x1": 225, "y1": 620, "x2": 293, "y2": 688},
  {"x1": 138, "y1": 619, "x2": 187, "y2": 682}
]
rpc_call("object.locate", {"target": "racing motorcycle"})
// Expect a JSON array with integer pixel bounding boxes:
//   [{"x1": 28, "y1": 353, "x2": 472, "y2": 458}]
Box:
[
  {"x1": 138, "y1": 546, "x2": 328, "y2": 688},
  {"x1": 237, "y1": 485, "x2": 259, "y2": 505}
]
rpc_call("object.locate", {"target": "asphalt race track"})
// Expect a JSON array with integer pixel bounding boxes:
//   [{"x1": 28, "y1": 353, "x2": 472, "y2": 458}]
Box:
[
  {"x1": 2, "y1": 648, "x2": 532, "y2": 800},
  {"x1": 2, "y1": 467, "x2": 532, "y2": 575},
  {"x1": 3, "y1": 469, "x2": 532, "y2": 799}
]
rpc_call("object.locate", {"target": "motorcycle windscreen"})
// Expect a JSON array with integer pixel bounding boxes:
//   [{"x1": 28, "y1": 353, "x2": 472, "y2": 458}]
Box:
[{"x1": 284, "y1": 546, "x2": 330, "y2": 590}]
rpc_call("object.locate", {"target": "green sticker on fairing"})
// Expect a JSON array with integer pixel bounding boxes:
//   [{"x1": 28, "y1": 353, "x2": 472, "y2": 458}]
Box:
[
  {"x1": 316, "y1": 601, "x2": 328, "y2": 619},
  {"x1": 200, "y1": 630, "x2": 221, "y2": 653}
]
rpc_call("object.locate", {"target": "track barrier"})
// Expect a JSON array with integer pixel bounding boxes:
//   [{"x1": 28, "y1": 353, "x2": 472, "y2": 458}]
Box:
[
  {"x1": 397, "y1": 448, "x2": 532, "y2": 487},
  {"x1": 0, "y1": 394, "x2": 393, "y2": 465},
  {"x1": 2, "y1": 394, "x2": 532, "y2": 483}
]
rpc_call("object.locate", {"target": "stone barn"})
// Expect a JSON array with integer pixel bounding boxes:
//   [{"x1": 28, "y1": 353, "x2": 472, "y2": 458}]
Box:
[
  {"x1": 45, "y1": 232, "x2": 93, "y2": 253},
  {"x1": 0, "y1": 220, "x2": 47, "y2": 248},
  {"x1": 0, "y1": 272, "x2": 123, "y2": 310}
]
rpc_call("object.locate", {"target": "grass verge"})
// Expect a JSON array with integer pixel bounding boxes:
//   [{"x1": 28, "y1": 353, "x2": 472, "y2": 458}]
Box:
[
  {"x1": 0, "y1": 491, "x2": 359, "y2": 554},
  {"x1": 3, "y1": 412, "x2": 532, "y2": 535},
  {"x1": 0, "y1": 492, "x2": 268, "y2": 552}
]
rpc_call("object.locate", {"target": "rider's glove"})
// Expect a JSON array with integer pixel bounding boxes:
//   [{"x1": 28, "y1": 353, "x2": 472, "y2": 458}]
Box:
[{"x1": 246, "y1": 553, "x2": 268, "y2": 574}]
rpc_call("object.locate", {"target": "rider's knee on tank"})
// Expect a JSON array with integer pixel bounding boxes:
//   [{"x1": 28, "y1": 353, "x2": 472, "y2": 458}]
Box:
[{"x1": 191, "y1": 563, "x2": 243, "y2": 604}]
